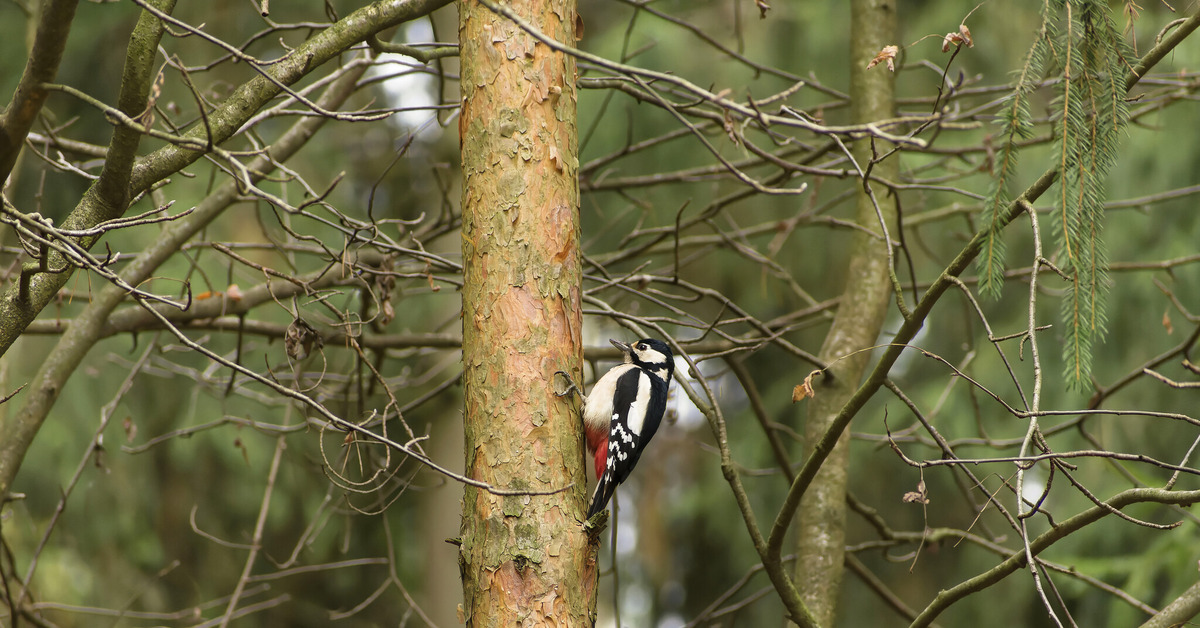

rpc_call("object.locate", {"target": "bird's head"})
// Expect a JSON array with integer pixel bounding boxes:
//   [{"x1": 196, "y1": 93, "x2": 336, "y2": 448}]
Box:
[{"x1": 611, "y1": 338, "x2": 674, "y2": 378}]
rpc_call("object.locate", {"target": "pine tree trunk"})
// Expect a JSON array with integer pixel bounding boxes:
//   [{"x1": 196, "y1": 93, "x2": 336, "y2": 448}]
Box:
[
  {"x1": 457, "y1": 0, "x2": 595, "y2": 624},
  {"x1": 795, "y1": 0, "x2": 898, "y2": 625}
]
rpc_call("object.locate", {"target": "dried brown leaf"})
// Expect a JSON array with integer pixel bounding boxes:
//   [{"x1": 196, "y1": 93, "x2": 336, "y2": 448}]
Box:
[
  {"x1": 723, "y1": 109, "x2": 739, "y2": 145},
  {"x1": 285, "y1": 317, "x2": 323, "y2": 362},
  {"x1": 755, "y1": 0, "x2": 770, "y2": 18},
  {"x1": 137, "y1": 66, "x2": 166, "y2": 127},
  {"x1": 941, "y1": 32, "x2": 965, "y2": 52},
  {"x1": 233, "y1": 437, "x2": 250, "y2": 465},
  {"x1": 866, "y1": 45, "x2": 898, "y2": 72},
  {"x1": 792, "y1": 369, "x2": 821, "y2": 402},
  {"x1": 1124, "y1": 1, "x2": 1143, "y2": 33},
  {"x1": 1163, "y1": 309, "x2": 1174, "y2": 335},
  {"x1": 942, "y1": 25, "x2": 974, "y2": 53},
  {"x1": 902, "y1": 479, "x2": 930, "y2": 504}
]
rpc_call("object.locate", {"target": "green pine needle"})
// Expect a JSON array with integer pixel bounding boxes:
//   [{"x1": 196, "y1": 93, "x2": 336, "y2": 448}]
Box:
[{"x1": 977, "y1": 0, "x2": 1130, "y2": 389}]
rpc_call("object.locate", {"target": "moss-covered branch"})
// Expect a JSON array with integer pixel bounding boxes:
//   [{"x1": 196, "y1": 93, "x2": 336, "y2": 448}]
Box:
[
  {"x1": 0, "y1": 0, "x2": 80, "y2": 182},
  {"x1": 0, "y1": 61, "x2": 371, "y2": 501},
  {"x1": 912, "y1": 487, "x2": 1200, "y2": 627},
  {"x1": 767, "y1": 6, "x2": 1200, "y2": 618},
  {"x1": 1139, "y1": 577, "x2": 1200, "y2": 628},
  {"x1": 0, "y1": 0, "x2": 453, "y2": 360},
  {"x1": 0, "y1": 0, "x2": 176, "y2": 361},
  {"x1": 128, "y1": 0, "x2": 453, "y2": 196}
]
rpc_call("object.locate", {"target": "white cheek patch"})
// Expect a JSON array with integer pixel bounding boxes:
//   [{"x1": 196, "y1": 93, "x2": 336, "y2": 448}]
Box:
[{"x1": 637, "y1": 348, "x2": 668, "y2": 364}]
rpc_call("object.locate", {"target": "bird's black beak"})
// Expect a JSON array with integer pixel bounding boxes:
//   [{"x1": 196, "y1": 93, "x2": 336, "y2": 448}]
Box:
[{"x1": 609, "y1": 339, "x2": 632, "y2": 353}]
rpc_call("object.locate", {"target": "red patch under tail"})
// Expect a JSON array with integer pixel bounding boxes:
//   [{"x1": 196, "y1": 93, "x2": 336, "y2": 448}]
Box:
[{"x1": 593, "y1": 440, "x2": 607, "y2": 481}]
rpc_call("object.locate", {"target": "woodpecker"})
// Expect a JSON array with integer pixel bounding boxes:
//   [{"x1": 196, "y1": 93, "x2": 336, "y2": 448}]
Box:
[{"x1": 576, "y1": 338, "x2": 674, "y2": 518}]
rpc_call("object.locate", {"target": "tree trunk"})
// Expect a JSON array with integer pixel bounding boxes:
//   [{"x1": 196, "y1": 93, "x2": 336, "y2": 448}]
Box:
[
  {"x1": 457, "y1": 0, "x2": 594, "y2": 624},
  {"x1": 796, "y1": 1, "x2": 898, "y2": 625}
]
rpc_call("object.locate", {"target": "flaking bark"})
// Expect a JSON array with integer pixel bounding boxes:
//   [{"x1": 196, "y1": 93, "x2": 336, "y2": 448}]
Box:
[{"x1": 457, "y1": 0, "x2": 594, "y2": 624}]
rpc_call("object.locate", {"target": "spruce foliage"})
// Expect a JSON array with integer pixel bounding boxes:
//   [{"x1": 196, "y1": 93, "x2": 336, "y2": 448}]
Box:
[
  {"x1": 976, "y1": 15, "x2": 1049, "y2": 298},
  {"x1": 978, "y1": 0, "x2": 1132, "y2": 386}
]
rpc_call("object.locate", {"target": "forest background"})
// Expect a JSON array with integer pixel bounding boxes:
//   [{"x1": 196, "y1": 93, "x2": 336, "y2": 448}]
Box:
[{"x1": 2, "y1": 0, "x2": 1200, "y2": 627}]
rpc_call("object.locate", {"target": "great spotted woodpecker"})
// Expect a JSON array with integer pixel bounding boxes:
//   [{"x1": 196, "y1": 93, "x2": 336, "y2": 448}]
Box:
[{"x1": 576, "y1": 338, "x2": 674, "y2": 518}]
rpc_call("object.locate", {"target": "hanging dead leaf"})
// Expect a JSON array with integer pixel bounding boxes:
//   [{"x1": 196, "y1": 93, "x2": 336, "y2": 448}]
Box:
[
  {"x1": 93, "y1": 438, "x2": 106, "y2": 470},
  {"x1": 941, "y1": 32, "x2": 964, "y2": 52},
  {"x1": 866, "y1": 45, "x2": 898, "y2": 72},
  {"x1": 285, "y1": 317, "x2": 323, "y2": 362},
  {"x1": 755, "y1": 0, "x2": 770, "y2": 18},
  {"x1": 1163, "y1": 309, "x2": 1174, "y2": 335},
  {"x1": 425, "y1": 260, "x2": 441, "y2": 292},
  {"x1": 902, "y1": 479, "x2": 930, "y2": 504},
  {"x1": 792, "y1": 369, "x2": 821, "y2": 402},
  {"x1": 723, "y1": 109, "x2": 740, "y2": 145},
  {"x1": 942, "y1": 25, "x2": 974, "y2": 53},
  {"x1": 373, "y1": 254, "x2": 398, "y2": 327},
  {"x1": 233, "y1": 437, "x2": 250, "y2": 465},
  {"x1": 136, "y1": 66, "x2": 166, "y2": 127}
]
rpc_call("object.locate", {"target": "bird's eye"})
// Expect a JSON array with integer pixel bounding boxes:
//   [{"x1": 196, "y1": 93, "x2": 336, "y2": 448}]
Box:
[{"x1": 637, "y1": 343, "x2": 646, "y2": 351}]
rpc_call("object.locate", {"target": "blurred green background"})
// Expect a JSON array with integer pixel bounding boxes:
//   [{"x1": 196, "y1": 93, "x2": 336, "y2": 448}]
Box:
[{"x1": 2, "y1": 0, "x2": 1199, "y2": 626}]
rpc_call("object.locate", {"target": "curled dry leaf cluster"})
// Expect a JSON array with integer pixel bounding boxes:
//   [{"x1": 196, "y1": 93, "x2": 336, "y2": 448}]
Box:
[{"x1": 942, "y1": 23, "x2": 974, "y2": 52}]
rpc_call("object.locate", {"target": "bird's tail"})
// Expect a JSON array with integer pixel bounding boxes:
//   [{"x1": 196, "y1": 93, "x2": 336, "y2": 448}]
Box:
[{"x1": 587, "y1": 471, "x2": 617, "y2": 518}]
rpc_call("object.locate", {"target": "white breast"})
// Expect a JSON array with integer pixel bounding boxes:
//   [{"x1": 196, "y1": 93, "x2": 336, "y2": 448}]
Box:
[{"x1": 582, "y1": 363, "x2": 635, "y2": 430}]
